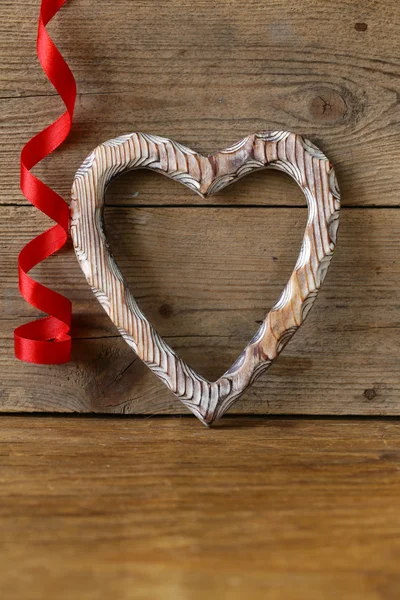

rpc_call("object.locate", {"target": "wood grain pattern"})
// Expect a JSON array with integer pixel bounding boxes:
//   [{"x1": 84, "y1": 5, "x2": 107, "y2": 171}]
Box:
[
  {"x1": 1, "y1": 206, "x2": 400, "y2": 415},
  {"x1": 2, "y1": 0, "x2": 400, "y2": 415},
  {"x1": 0, "y1": 416, "x2": 399, "y2": 600},
  {"x1": 71, "y1": 132, "x2": 340, "y2": 424},
  {"x1": 2, "y1": 1, "x2": 400, "y2": 207}
]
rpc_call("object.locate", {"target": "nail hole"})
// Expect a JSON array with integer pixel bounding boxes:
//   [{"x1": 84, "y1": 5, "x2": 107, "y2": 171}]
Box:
[{"x1": 354, "y1": 22, "x2": 368, "y2": 32}]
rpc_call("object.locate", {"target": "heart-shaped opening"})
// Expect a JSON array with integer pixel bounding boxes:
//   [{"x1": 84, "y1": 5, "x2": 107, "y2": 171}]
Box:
[
  {"x1": 71, "y1": 131, "x2": 340, "y2": 424},
  {"x1": 104, "y1": 168, "x2": 307, "y2": 380}
]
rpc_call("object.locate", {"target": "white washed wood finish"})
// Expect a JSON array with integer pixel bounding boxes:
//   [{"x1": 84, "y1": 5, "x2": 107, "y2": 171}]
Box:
[{"x1": 71, "y1": 131, "x2": 340, "y2": 425}]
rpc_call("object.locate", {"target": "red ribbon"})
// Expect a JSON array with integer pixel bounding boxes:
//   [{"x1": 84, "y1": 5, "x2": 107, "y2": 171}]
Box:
[{"x1": 14, "y1": 0, "x2": 76, "y2": 364}]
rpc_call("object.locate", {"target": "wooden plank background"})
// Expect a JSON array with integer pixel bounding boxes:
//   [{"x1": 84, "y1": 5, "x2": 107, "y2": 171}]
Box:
[
  {"x1": 1, "y1": 0, "x2": 400, "y2": 415},
  {"x1": 1, "y1": 416, "x2": 399, "y2": 600}
]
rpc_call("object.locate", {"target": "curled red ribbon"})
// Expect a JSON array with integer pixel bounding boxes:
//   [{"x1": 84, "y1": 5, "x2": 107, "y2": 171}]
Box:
[{"x1": 14, "y1": 0, "x2": 76, "y2": 364}]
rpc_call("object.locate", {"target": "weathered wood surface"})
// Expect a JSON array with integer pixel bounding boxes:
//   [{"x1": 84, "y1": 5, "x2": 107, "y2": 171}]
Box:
[
  {"x1": 1, "y1": 0, "x2": 400, "y2": 415},
  {"x1": 0, "y1": 416, "x2": 399, "y2": 600},
  {"x1": 1, "y1": 205, "x2": 400, "y2": 414},
  {"x1": 2, "y1": 1, "x2": 400, "y2": 207}
]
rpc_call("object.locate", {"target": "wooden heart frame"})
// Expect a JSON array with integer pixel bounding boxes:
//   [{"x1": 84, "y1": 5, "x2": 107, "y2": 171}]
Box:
[{"x1": 71, "y1": 131, "x2": 340, "y2": 425}]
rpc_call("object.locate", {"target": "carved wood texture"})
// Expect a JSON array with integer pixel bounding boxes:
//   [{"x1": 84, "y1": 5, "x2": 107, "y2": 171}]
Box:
[{"x1": 71, "y1": 131, "x2": 340, "y2": 425}]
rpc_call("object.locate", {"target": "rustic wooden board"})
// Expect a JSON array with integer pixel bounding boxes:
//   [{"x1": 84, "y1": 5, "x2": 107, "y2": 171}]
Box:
[
  {"x1": 2, "y1": 0, "x2": 400, "y2": 415},
  {"x1": 2, "y1": 1, "x2": 400, "y2": 207},
  {"x1": 0, "y1": 416, "x2": 399, "y2": 600},
  {"x1": 2, "y1": 205, "x2": 400, "y2": 415},
  {"x1": 1, "y1": 72, "x2": 400, "y2": 207}
]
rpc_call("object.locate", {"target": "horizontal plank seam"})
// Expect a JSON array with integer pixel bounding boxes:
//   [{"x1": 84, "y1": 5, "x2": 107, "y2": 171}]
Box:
[
  {"x1": 0, "y1": 202, "x2": 400, "y2": 210},
  {"x1": 0, "y1": 413, "x2": 398, "y2": 421},
  {"x1": 3, "y1": 202, "x2": 400, "y2": 209}
]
